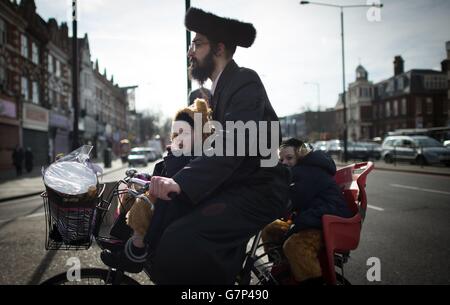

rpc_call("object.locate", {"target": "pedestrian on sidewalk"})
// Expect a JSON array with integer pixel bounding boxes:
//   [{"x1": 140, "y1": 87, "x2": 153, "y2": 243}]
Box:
[
  {"x1": 12, "y1": 145, "x2": 24, "y2": 177},
  {"x1": 25, "y1": 147, "x2": 34, "y2": 173}
]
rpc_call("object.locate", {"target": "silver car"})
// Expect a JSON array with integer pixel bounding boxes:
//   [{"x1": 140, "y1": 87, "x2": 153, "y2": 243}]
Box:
[
  {"x1": 381, "y1": 135, "x2": 450, "y2": 166},
  {"x1": 128, "y1": 148, "x2": 148, "y2": 167}
]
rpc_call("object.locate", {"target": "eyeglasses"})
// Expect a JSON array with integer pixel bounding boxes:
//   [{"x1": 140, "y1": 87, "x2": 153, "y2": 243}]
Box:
[{"x1": 189, "y1": 40, "x2": 209, "y2": 53}]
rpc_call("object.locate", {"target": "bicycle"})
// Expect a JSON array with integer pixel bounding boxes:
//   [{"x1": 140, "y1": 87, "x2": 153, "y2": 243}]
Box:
[{"x1": 40, "y1": 162, "x2": 374, "y2": 285}]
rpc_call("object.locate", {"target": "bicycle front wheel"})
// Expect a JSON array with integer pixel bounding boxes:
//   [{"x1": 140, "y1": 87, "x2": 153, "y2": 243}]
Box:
[{"x1": 40, "y1": 268, "x2": 140, "y2": 285}]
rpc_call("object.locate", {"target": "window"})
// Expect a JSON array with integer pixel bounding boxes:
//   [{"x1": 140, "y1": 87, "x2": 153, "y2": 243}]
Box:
[
  {"x1": 401, "y1": 98, "x2": 407, "y2": 116},
  {"x1": 364, "y1": 88, "x2": 370, "y2": 97},
  {"x1": 55, "y1": 60, "x2": 61, "y2": 77},
  {"x1": 385, "y1": 101, "x2": 391, "y2": 118},
  {"x1": 397, "y1": 77, "x2": 404, "y2": 90},
  {"x1": 53, "y1": 90, "x2": 58, "y2": 108},
  {"x1": 21, "y1": 34, "x2": 28, "y2": 58},
  {"x1": 48, "y1": 54, "x2": 53, "y2": 73},
  {"x1": 416, "y1": 98, "x2": 422, "y2": 115},
  {"x1": 32, "y1": 42, "x2": 39, "y2": 64},
  {"x1": 373, "y1": 104, "x2": 377, "y2": 119},
  {"x1": 393, "y1": 100, "x2": 398, "y2": 117},
  {"x1": 0, "y1": 66, "x2": 5, "y2": 88},
  {"x1": 32, "y1": 81, "x2": 39, "y2": 104},
  {"x1": 426, "y1": 97, "x2": 433, "y2": 115},
  {"x1": 21, "y1": 77, "x2": 29, "y2": 100},
  {"x1": 0, "y1": 18, "x2": 6, "y2": 45}
]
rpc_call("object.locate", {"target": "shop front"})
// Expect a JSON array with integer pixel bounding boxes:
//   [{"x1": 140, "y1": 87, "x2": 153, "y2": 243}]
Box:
[
  {"x1": 49, "y1": 111, "x2": 71, "y2": 160},
  {"x1": 0, "y1": 97, "x2": 20, "y2": 171},
  {"x1": 22, "y1": 103, "x2": 49, "y2": 167}
]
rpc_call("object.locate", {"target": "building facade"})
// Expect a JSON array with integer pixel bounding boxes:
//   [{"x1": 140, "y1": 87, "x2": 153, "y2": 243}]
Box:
[
  {"x1": 16, "y1": 0, "x2": 50, "y2": 168},
  {"x1": 371, "y1": 56, "x2": 448, "y2": 138},
  {"x1": 446, "y1": 41, "x2": 450, "y2": 127},
  {"x1": 93, "y1": 63, "x2": 128, "y2": 157},
  {"x1": 46, "y1": 18, "x2": 72, "y2": 160},
  {"x1": 335, "y1": 65, "x2": 374, "y2": 141},
  {"x1": 280, "y1": 109, "x2": 338, "y2": 142},
  {"x1": 0, "y1": 0, "x2": 130, "y2": 176},
  {"x1": 0, "y1": 0, "x2": 24, "y2": 171}
]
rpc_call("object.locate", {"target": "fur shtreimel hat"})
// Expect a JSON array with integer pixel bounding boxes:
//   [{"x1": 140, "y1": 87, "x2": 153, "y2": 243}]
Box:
[{"x1": 185, "y1": 7, "x2": 256, "y2": 48}]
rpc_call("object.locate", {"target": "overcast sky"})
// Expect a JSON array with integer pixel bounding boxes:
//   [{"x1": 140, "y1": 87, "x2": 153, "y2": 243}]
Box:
[{"x1": 34, "y1": 0, "x2": 450, "y2": 120}]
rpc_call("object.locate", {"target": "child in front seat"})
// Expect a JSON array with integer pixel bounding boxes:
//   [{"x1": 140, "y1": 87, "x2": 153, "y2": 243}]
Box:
[
  {"x1": 262, "y1": 138, "x2": 352, "y2": 284},
  {"x1": 102, "y1": 99, "x2": 212, "y2": 273}
]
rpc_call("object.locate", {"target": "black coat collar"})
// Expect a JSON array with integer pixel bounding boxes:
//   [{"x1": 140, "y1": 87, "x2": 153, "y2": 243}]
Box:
[{"x1": 211, "y1": 60, "x2": 239, "y2": 119}]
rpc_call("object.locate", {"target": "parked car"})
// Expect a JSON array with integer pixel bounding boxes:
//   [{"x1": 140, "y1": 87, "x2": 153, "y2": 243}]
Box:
[
  {"x1": 326, "y1": 140, "x2": 343, "y2": 157},
  {"x1": 381, "y1": 135, "x2": 450, "y2": 166},
  {"x1": 142, "y1": 147, "x2": 158, "y2": 162},
  {"x1": 128, "y1": 148, "x2": 148, "y2": 167},
  {"x1": 359, "y1": 142, "x2": 382, "y2": 160},
  {"x1": 345, "y1": 142, "x2": 369, "y2": 161},
  {"x1": 313, "y1": 141, "x2": 328, "y2": 153}
]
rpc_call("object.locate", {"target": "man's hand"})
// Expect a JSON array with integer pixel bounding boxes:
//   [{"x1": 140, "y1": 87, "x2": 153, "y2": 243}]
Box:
[{"x1": 149, "y1": 176, "x2": 181, "y2": 200}]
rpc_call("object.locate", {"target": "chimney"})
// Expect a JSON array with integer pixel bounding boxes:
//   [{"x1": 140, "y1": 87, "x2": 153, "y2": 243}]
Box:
[
  {"x1": 394, "y1": 56, "x2": 404, "y2": 76},
  {"x1": 441, "y1": 60, "x2": 449, "y2": 73},
  {"x1": 447, "y1": 41, "x2": 450, "y2": 59}
]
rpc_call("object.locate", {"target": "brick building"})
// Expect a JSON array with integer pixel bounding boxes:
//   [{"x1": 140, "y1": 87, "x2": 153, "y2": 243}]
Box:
[{"x1": 371, "y1": 56, "x2": 448, "y2": 138}]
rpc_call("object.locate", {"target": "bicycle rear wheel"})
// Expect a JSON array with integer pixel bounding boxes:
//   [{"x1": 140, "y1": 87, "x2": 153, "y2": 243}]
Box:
[{"x1": 40, "y1": 268, "x2": 140, "y2": 285}]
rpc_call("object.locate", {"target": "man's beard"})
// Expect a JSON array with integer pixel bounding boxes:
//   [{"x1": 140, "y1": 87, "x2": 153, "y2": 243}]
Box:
[{"x1": 189, "y1": 50, "x2": 215, "y2": 85}]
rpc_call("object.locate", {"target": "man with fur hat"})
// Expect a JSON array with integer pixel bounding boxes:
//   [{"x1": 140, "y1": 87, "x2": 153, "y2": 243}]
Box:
[{"x1": 146, "y1": 8, "x2": 290, "y2": 284}]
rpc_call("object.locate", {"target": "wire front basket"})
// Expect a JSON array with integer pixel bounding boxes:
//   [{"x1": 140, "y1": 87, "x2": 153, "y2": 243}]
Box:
[{"x1": 42, "y1": 184, "x2": 105, "y2": 250}]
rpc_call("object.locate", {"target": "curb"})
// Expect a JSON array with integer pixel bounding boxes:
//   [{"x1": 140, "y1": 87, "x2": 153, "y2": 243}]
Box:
[
  {"x1": 371, "y1": 166, "x2": 450, "y2": 177},
  {"x1": 0, "y1": 164, "x2": 128, "y2": 203},
  {"x1": 335, "y1": 162, "x2": 450, "y2": 177},
  {"x1": 0, "y1": 191, "x2": 43, "y2": 203}
]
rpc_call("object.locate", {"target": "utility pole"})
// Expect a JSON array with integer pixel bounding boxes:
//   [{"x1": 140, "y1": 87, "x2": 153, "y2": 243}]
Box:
[
  {"x1": 72, "y1": 0, "x2": 79, "y2": 150},
  {"x1": 300, "y1": 1, "x2": 383, "y2": 162},
  {"x1": 186, "y1": 0, "x2": 191, "y2": 105}
]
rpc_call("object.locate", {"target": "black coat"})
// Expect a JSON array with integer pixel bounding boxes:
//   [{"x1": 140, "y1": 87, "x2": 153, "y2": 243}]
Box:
[
  {"x1": 145, "y1": 152, "x2": 195, "y2": 249},
  {"x1": 150, "y1": 61, "x2": 290, "y2": 284},
  {"x1": 172, "y1": 60, "x2": 289, "y2": 213},
  {"x1": 289, "y1": 150, "x2": 353, "y2": 232}
]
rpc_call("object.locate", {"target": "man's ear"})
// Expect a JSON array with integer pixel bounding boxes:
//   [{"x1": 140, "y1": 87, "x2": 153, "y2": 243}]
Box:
[{"x1": 214, "y1": 42, "x2": 226, "y2": 57}]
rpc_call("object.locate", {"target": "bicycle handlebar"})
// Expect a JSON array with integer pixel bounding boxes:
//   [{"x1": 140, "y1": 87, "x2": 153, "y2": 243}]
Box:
[{"x1": 127, "y1": 177, "x2": 178, "y2": 200}]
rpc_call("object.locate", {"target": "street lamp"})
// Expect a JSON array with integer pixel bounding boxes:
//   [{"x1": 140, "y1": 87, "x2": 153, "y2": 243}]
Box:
[
  {"x1": 300, "y1": 1, "x2": 383, "y2": 162},
  {"x1": 186, "y1": 0, "x2": 191, "y2": 105}
]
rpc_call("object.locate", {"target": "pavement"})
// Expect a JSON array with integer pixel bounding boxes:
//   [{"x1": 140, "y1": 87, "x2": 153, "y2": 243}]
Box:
[
  {"x1": 0, "y1": 157, "x2": 449, "y2": 203},
  {"x1": 334, "y1": 158, "x2": 450, "y2": 176},
  {"x1": 0, "y1": 158, "x2": 128, "y2": 202}
]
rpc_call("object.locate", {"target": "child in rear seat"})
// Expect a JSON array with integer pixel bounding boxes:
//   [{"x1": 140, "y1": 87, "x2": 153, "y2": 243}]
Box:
[{"x1": 262, "y1": 138, "x2": 352, "y2": 284}]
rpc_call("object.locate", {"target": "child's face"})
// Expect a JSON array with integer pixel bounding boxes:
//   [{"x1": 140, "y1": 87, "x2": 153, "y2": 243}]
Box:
[
  {"x1": 279, "y1": 146, "x2": 298, "y2": 167},
  {"x1": 171, "y1": 120, "x2": 194, "y2": 154}
]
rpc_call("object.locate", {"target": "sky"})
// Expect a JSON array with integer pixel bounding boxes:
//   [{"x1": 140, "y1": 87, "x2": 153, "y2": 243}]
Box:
[{"x1": 34, "y1": 0, "x2": 450, "y2": 121}]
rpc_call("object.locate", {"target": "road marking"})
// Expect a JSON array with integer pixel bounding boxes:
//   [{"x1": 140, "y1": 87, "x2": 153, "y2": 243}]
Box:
[
  {"x1": 367, "y1": 205, "x2": 384, "y2": 211},
  {"x1": 390, "y1": 184, "x2": 450, "y2": 196}
]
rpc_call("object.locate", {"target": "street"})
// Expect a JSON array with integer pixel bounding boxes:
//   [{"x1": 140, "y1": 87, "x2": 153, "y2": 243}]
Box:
[
  {"x1": 0, "y1": 161, "x2": 157, "y2": 285},
  {"x1": 0, "y1": 168, "x2": 449, "y2": 285}
]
